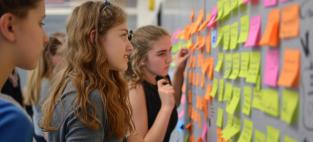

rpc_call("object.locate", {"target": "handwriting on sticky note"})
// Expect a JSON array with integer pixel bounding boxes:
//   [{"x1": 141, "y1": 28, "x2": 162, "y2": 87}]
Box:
[
  {"x1": 238, "y1": 119, "x2": 253, "y2": 142},
  {"x1": 264, "y1": 48, "x2": 280, "y2": 87},
  {"x1": 243, "y1": 86, "x2": 252, "y2": 116},
  {"x1": 280, "y1": 4, "x2": 300, "y2": 39},
  {"x1": 238, "y1": 15, "x2": 250, "y2": 43},
  {"x1": 281, "y1": 89, "x2": 299, "y2": 124},
  {"x1": 247, "y1": 52, "x2": 261, "y2": 84},
  {"x1": 267, "y1": 126, "x2": 280, "y2": 142},
  {"x1": 239, "y1": 52, "x2": 250, "y2": 78},
  {"x1": 278, "y1": 48, "x2": 301, "y2": 88},
  {"x1": 226, "y1": 87, "x2": 241, "y2": 115},
  {"x1": 244, "y1": 16, "x2": 261, "y2": 47},
  {"x1": 217, "y1": 107, "x2": 224, "y2": 128}
]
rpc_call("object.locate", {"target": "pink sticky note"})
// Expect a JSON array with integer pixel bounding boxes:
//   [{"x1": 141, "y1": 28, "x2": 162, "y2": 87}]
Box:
[
  {"x1": 264, "y1": 48, "x2": 280, "y2": 87},
  {"x1": 181, "y1": 94, "x2": 186, "y2": 105},
  {"x1": 178, "y1": 110, "x2": 185, "y2": 119},
  {"x1": 243, "y1": 0, "x2": 250, "y2": 4},
  {"x1": 264, "y1": 0, "x2": 277, "y2": 7},
  {"x1": 207, "y1": 7, "x2": 217, "y2": 28},
  {"x1": 201, "y1": 121, "x2": 208, "y2": 142},
  {"x1": 244, "y1": 16, "x2": 261, "y2": 48}
]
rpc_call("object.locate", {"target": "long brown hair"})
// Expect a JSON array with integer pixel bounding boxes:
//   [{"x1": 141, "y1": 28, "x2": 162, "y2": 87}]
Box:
[
  {"x1": 41, "y1": 1, "x2": 133, "y2": 138},
  {"x1": 0, "y1": 0, "x2": 42, "y2": 18},
  {"x1": 125, "y1": 25, "x2": 170, "y2": 86},
  {"x1": 24, "y1": 33, "x2": 65, "y2": 105}
]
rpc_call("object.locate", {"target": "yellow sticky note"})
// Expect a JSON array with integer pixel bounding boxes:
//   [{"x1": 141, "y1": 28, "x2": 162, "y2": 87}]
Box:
[
  {"x1": 247, "y1": 51, "x2": 261, "y2": 84},
  {"x1": 253, "y1": 90, "x2": 264, "y2": 111},
  {"x1": 230, "y1": 22, "x2": 239, "y2": 50},
  {"x1": 284, "y1": 135, "x2": 296, "y2": 142},
  {"x1": 243, "y1": 86, "x2": 252, "y2": 116},
  {"x1": 281, "y1": 90, "x2": 299, "y2": 124},
  {"x1": 261, "y1": 89, "x2": 279, "y2": 117},
  {"x1": 223, "y1": 0, "x2": 231, "y2": 18},
  {"x1": 254, "y1": 130, "x2": 266, "y2": 142},
  {"x1": 216, "y1": 0, "x2": 224, "y2": 21},
  {"x1": 222, "y1": 116, "x2": 240, "y2": 140},
  {"x1": 238, "y1": 15, "x2": 250, "y2": 43},
  {"x1": 239, "y1": 52, "x2": 250, "y2": 78},
  {"x1": 229, "y1": 53, "x2": 240, "y2": 80},
  {"x1": 217, "y1": 107, "x2": 224, "y2": 128},
  {"x1": 230, "y1": 0, "x2": 238, "y2": 11},
  {"x1": 226, "y1": 87, "x2": 241, "y2": 115},
  {"x1": 224, "y1": 82, "x2": 233, "y2": 102},
  {"x1": 223, "y1": 25, "x2": 231, "y2": 50},
  {"x1": 223, "y1": 54, "x2": 233, "y2": 79},
  {"x1": 238, "y1": 119, "x2": 253, "y2": 142},
  {"x1": 215, "y1": 53, "x2": 224, "y2": 72},
  {"x1": 267, "y1": 126, "x2": 280, "y2": 142},
  {"x1": 210, "y1": 79, "x2": 219, "y2": 98},
  {"x1": 218, "y1": 79, "x2": 225, "y2": 102}
]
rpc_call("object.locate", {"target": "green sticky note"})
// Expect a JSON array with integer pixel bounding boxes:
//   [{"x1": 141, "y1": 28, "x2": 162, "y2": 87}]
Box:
[
  {"x1": 215, "y1": 53, "x2": 224, "y2": 72},
  {"x1": 222, "y1": 116, "x2": 241, "y2": 141},
  {"x1": 223, "y1": 0, "x2": 231, "y2": 18},
  {"x1": 218, "y1": 79, "x2": 225, "y2": 102},
  {"x1": 210, "y1": 79, "x2": 219, "y2": 98},
  {"x1": 238, "y1": 15, "x2": 250, "y2": 43},
  {"x1": 216, "y1": 0, "x2": 224, "y2": 21},
  {"x1": 247, "y1": 52, "x2": 261, "y2": 84},
  {"x1": 238, "y1": 119, "x2": 253, "y2": 142},
  {"x1": 243, "y1": 86, "x2": 252, "y2": 116},
  {"x1": 261, "y1": 89, "x2": 279, "y2": 117},
  {"x1": 230, "y1": 22, "x2": 239, "y2": 50},
  {"x1": 253, "y1": 90, "x2": 264, "y2": 111},
  {"x1": 231, "y1": 0, "x2": 238, "y2": 11},
  {"x1": 229, "y1": 53, "x2": 240, "y2": 80},
  {"x1": 284, "y1": 135, "x2": 296, "y2": 142},
  {"x1": 223, "y1": 54, "x2": 233, "y2": 79},
  {"x1": 226, "y1": 87, "x2": 241, "y2": 115},
  {"x1": 224, "y1": 82, "x2": 233, "y2": 102},
  {"x1": 215, "y1": 27, "x2": 224, "y2": 48},
  {"x1": 239, "y1": 52, "x2": 250, "y2": 78},
  {"x1": 267, "y1": 126, "x2": 280, "y2": 142},
  {"x1": 223, "y1": 25, "x2": 230, "y2": 51},
  {"x1": 254, "y1": 129, "x2": 266, "y2": 142},
  {"x1": 281, "y1": 90, "x2": 299, "y2": 124},
  {"x1": 217, "y1": 107, "x2": 224, "y2": 128}
]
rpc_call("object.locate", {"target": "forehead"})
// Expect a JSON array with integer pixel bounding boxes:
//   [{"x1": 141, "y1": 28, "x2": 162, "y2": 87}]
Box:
[{"x1": 150, "y1": 35, "x2": 172, "y2": 51}]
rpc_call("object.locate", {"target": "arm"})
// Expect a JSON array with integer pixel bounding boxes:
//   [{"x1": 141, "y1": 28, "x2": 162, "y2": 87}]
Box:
[{"x1": 129, "y1": 84, "x2": 173, "y2": 142}]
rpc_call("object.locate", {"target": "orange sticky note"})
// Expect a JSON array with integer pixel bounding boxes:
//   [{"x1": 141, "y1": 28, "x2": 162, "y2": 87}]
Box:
[
  {"x1": 259, "y1": 9, "x2": 280, "y2": 47},
  {"x1": 188, "y1": 90, "x2": 193, "y2": 104},
  {"x1": 199, "y1": 12, "x2": 211, "y2": 31},
  {"x1": 205, "y1": 33, "x2": 211, "y2": 53},
  {"x1": 206, "y1": 57, "x2": 214, "y2": 80},
  {"x1": 197, "y1": 35, "x2": 205, "y2": 49},
  {"x1": 197, "y1": 137, "x2": 203, "y2": 142},
  {"x1": 190, "y1": 9, "x2": 195, "y2": 22},
  {"x1": 280, "y1": 4, "x2": 300, "y2": 39},
  {"x1": 278, "y1": 48, "x2": 301, "y2": 88},
  {"x1": 204, "y1": 84, "x2": 212, "y2": 100},
  {"x1": 190, "y1": 134, "x2": 195, "y2": 142}
]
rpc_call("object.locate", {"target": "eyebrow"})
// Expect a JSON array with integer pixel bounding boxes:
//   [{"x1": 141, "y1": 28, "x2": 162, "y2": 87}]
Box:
[{"x1": 119, "y1": 28, "x2": 128, "y2": 33}]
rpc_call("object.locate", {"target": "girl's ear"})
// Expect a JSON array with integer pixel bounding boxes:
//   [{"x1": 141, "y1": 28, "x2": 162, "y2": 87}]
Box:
[
  {"x1": 0, "y1": 13, "x2": 16, "y2": 42},
  {"x1": 89, "y1": 29, "x2": 96, "y2": 44}
]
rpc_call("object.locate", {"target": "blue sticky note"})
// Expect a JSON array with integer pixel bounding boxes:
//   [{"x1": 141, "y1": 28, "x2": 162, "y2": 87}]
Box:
[{"x1": 211, "y1": 29, "x2": 218, "y2": 48}]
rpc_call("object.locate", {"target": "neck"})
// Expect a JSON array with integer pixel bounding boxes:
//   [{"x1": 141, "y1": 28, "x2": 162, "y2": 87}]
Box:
[
  {"x1": 0, "y1": 43, "x2": 14, "y2": 89},
  {"x1": 142, "y1": 68, "x2": 157, "y2": 85}
]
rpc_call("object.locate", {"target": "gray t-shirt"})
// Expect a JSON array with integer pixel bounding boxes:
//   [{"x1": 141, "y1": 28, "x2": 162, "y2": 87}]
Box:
[{"x1": 48, "y1": 81, "x2": 124, "y2": 142}]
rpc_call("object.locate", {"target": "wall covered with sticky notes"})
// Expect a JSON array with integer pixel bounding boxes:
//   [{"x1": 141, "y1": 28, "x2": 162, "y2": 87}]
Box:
[{"x1": 161, "y1": 0, "x2": 313, "y2": 141}]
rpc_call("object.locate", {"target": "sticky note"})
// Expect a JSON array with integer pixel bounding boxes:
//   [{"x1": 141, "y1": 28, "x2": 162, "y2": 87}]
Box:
[
  {"x1": 215, "y1": 53, "x2": 224, "y2": 72},
  {"x1": 223, "y1": 25, "x2": 230, "y2": 50},
  {"x1": 229, "y1": 53, "x2": 240, "y2": 80},
  {"x1": 280, "y1": 4, "x2": 300, "y2": 39},
  {"x1": 243, "y1": 86, "x2": 252, "y2": 116},
  {"x1": 264, "y1": 48, "x2": 280, "y2": 87},
  {"x1": 223, "y1": 54, "x2": 233, "y2": 79},
  {"x1": 215, "y1": 27, "x2": 224, "y2": 48},
  {"x1": 231, "y1": 0, "x2": 239, "y2": 11},
  {"x1": 211, "y1": 79, "x2": 219, "y2": 98},
  {"x1": 254, "y1": 130, "x2": 266, "y2": 142},
  {"x1": 224, "y1": 82, "x2": 233, "y2": 102},
  {"x1": 238, "y1": 15, "x2": 250, "y2": 43},
  {"x1": 247, "y1": 52, "x2": 261, "y2": 84},
  {"x1": 208, "y1": 7, "x2": 218, "y2": 28},
  {"x1": 204, "y1": 84, "x2": 212, "y2": 100},
  {"x1": 218, "y1": 79, "x2": 225, "y2": 102},
  {"x1": 264, "y1": 0, "x2": 278, "y2": 7},
  {"x1": 244, "y1": 16, "x2": 261, "y2": 48},
  {"x1": 266, "y1": 126, "x2": 280, "y2": 142},
  {"x1": 224, "y1": 0, "x2": 231, "y2": 18},
  {"x1": 261, "y1": 89, "x2": 279, "y2": 117},
  {"x1": 211, "y1": 29, "x2": 218, "y2": 48},
  {"x1": 199, "y1": 13, "x2": 210, "y2": 32},
  {"x1": 255, "y1": 74, "x2": 262, "y2": 91},
  {"x1": 205, "y1": 33, "x2": 211, "y2": 53},
  {"x1": 284, "y1": 135, "x2": 296, "y2": 142},
  {"x1": 238, "y1": 119, "x2": 253, "y2": 142},
  {"x1": 226, "y1": 87, "x2": 241, "y2": 115},
  {"x1": 239, "y1": 52, "x2": 250, "y2": 78},
  {"x1": 281, "y1": 89, "x2": 299, "y2": 124},
  {"x1": 217, "y1": 107, "x2": 224, "y2": 128},
  {"x1": 201, "y1": 122, "x2": 208, "y2": 142},
  {"x1": 230, "y1": 22, "x2": 239, "y2": 50},
  {"x1": 278, "y1": 48, "x2": 301, "y2": 88},
  {"x1": 253, "y1": 90, "x2": 264, "y2": 111},
  {"x1": 259, "y1": 9, "x2": 280, "y2": 47},
  {"x1": 222, "y1": 116, "x2": 240, "y2": 140},
  {"x1": 216, "y1": 0, "x2": 224, "y2": 21}
]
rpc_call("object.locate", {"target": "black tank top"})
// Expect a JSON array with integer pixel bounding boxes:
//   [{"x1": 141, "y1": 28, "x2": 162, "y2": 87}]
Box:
[{"x1": 141, "y1": 79, "x2": 178, "y2": 142}]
